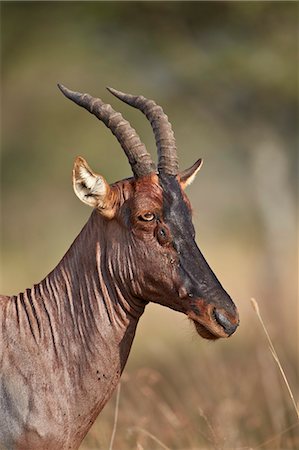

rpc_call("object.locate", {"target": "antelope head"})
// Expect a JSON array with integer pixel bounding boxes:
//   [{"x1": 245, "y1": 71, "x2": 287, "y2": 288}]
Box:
[{"x1": 58, "y1": 84, "x2": 239, "y2": 340}]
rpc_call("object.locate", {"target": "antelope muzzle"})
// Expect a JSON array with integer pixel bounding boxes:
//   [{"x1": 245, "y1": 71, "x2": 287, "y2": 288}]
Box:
[{"x1": 187, "y1": 294, "x2": 239, "y2": 340}]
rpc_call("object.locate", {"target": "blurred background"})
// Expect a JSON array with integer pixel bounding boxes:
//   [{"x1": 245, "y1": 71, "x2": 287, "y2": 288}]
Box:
[{"x1": 1, "y1": 2, "x2": 298, "y2": 449}]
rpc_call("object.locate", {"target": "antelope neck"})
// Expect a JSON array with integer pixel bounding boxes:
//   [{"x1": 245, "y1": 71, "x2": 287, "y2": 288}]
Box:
[
  {"x1": 2, "y1": 211, "x2": 145, "y2": 446},
  {"x1": 12, "y1": 210, "x2": 145, "y2": 355}
]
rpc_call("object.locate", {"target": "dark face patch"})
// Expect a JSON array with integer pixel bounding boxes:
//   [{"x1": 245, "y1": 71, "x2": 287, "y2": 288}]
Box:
[{"x1": 158, "y1": 173, "x2": 237, "y2": 318}]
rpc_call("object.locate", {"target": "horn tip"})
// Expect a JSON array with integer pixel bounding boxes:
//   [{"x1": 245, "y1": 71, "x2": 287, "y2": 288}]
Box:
[
  {"x1": 107, "y1": 86, "x2": 126, "y2": 100},
  {"x1": 57, "y1": 83, "x2": 83, "y2": 103},
  {"x1": 57, "y1": 83, "x2": 71, "y2": 97},
  {"x1": 107, "y1": 86, "x2": 118, "y2": 96}
]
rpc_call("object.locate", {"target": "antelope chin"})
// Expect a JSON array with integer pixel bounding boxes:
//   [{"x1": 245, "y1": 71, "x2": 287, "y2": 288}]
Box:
[
  {"x1": 192, "y1": 319, "x2": 221, "y2": 340},
  {"x1": 188, "y1": 312, "x2": 229, "y2": 340}
]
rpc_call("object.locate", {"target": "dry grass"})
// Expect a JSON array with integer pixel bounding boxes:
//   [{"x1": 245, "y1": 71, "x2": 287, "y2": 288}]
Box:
[
  {"x1": 250, "y1": 298, "x2": 299, "y2": 421},
  {"x1": 108, "y1": 383, "x2": 121, "y2": 450}
]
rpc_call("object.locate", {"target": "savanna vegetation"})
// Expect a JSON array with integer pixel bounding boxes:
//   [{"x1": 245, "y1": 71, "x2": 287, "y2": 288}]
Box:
[{"x1": 1, "y1": 2, "x2": 298, "y2": 449}]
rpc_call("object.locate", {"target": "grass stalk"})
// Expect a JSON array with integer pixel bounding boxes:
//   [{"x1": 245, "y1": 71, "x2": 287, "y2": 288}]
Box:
[
  {"x1": 129, "y1": 426, "x2": 172, "y2": 450},
  {"x1": 109, "y1": 383, "x2": 121, "y2": 450},
  {"x1": 253, "y1": 422, "x2": 299, "y2": 449},
  {"x1": 250, "y1": 297, "x2": 299, "y2": 420}
]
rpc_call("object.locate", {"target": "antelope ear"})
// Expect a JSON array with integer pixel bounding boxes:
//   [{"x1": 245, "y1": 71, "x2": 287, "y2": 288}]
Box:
[
  {"x1": 73, "y1": 156, "x2": 115, "y2": 218},
  {"x1": 179, "y1": 158, "x2": 203, "y2": 189}
]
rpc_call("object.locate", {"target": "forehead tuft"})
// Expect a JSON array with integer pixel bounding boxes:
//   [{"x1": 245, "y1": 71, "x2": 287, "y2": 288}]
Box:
[
  {"x1": 132, "y1": 173, "x2": 192, "y2": 214},
  {"x1": 134, "y1": 174, "x2": 163, "y2": 204}
]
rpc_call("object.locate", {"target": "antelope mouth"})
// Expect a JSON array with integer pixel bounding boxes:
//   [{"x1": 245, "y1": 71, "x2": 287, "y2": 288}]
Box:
[
  {"x1": 192, "y1": 318, "x2": 223, "y2": 340},
  {"x1": 190, "y1": 315, "x2": 227, "y2": 340},
  {"x1": 188, "y1": 304, "x2": 239, "y2": 340}
]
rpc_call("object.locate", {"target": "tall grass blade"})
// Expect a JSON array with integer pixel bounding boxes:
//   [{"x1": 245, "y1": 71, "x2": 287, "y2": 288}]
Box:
[
  {"x1": 129, "y1": 426, "x2": 172, "y2": 450},
  {"x1": 109, "y1": 383, "x2": 121, "y2": 450},
  {"x1": 250, "y1": 298, "x2": 299, "y2": 420}
]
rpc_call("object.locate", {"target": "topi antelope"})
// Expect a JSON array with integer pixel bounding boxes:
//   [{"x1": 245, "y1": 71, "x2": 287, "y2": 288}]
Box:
[{"x1": 0, "y1": 85, "x2": 239, "y2": 449}]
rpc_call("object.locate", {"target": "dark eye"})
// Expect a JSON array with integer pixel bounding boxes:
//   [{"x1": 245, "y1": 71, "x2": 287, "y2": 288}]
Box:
[{"x1": 138, "y1": 212, "x2": 155, "y2": 222}]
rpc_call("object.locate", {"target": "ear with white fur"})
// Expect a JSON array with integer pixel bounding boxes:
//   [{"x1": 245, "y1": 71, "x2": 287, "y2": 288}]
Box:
[
  {"x1": 179, "y1": 158, "x2": 203, "y2": 189},
  {"x1": 73, "y1": 156, "x2": 115, "y2": 218}
]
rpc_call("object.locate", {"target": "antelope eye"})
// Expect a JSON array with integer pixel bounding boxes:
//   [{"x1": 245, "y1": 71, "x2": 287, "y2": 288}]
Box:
[{"x1": 138, "y1": 212, "x2": 155, "y2": 222}]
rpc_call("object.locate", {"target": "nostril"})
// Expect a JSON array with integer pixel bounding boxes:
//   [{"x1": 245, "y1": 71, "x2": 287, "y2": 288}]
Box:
[{"x1": 213, "y1": 309, "x2": 238, "y2": 336}]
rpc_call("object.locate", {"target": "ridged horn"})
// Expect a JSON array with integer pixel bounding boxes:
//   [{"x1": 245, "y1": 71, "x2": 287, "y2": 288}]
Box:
[
  {"x1": 107, "y1": 87, "x2": 178, "y2": 176},
  {"x1": 58, "y1": 84, "x2": 156, "y2": 178}
]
